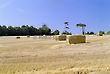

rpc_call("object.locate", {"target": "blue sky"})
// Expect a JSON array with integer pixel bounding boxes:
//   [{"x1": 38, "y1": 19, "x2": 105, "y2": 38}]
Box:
[{"x1": 0, "y1": 0, "x2": 110, "y2": 34}]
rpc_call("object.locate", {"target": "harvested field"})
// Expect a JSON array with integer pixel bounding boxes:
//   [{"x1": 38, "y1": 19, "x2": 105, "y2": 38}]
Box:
[{"x1": 0, "y1": 35, "x2": 110, "y2": 74}]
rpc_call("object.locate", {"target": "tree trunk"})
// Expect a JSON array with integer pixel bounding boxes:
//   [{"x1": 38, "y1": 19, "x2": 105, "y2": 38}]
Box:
[{"x1": 82, "y1": 27, "x2": 85, "y2": 35}]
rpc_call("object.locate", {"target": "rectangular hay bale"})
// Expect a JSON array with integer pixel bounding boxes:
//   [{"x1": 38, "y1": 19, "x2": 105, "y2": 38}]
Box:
[
  {"x1": 68, "y1": 35, "x2": 86, "y2": 44},
  {"x1": 55, "y1": 35, "x2": 67, "y2": 41},
  {"x1": 16, "y1": 37, "x2": 20, "y2": 39},
  {"x1": 97, "y1": 33, "x2": 103, "y2": 36}
]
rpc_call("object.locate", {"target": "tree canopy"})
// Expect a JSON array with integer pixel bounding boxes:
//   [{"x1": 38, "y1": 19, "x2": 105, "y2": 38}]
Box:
[
  {"x1": 0, "y1": 25, "x2": 59, "y2": 36},
  {"x1": 99, "y1": 31, "x2": 105, "y2": 34},
  {"x1": 106, "y1": 31, "x2": 110, "y2": 35},
  {"x1": 62, "y1": 32, "x2": 72, "y2": 35},
  {"x1": 52, "y1": 30, "x2": 59, "y2": 35},
  {"x1": 76, "y1": 23, "x2": 86, "y2": 35}
]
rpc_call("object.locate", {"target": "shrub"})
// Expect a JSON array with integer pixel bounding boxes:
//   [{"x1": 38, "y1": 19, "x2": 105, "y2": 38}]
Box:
[
  {"x1": 66, "y1": 32, "x2": 72, "y2": 35},
  {"x1": 62, "y1": 32, "x2": 72, "y2": 35},
  {"x1": 55, "y1": 35, "x2": 67, "y2": 41}
]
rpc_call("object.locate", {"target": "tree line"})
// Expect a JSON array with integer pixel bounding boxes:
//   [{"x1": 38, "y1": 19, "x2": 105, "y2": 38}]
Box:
[
  {"x1": 0, "y1": 23, "x2": 110, "y2": 36},
  {"x1": 86, "y1": 31, "x2": 110, "y2": 35},
  {"x1": 0, "y1": 24, "x2": 59, "y2": 36}
]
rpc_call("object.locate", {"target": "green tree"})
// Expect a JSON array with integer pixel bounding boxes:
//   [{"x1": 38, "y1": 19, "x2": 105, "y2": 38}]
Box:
[
  {"x1": 0, "y1": 25, "x2": 2, "y2": 35},
  {"x1": 52, "y1": 30, "x2": 59, "y2": 35},
  {"x1": 0, "y1": 24, "x2": 53, "y2": 36},
  {"x1": 99, "y1": 31, "x2": 105, "y2": 34},
  {"x1": 64, "y1": 22, "x2": 69, "y2": 34},
  {"x1": 21, "y1": 25, "x2": 30, "y2": 35},
  {"x1": 64, "y1": 22, "x2": 69, "y2": 25},
  {"x1": 8, "y1": 26, "x2": 16, "y2": 36},
  {"x1": 62, "y1": 32, "x2": 66, "y2": 35},
  {"x1": 2, "y1": 25, "x2": 8, "y2": 36},
  {"x1": 76, "y1": 23, "x2": 86, "y2": 35},
  {"x1": 39, "y1": 24, "x2": 51, "y2": 35},
  {"x1": 14, "y1": 27, "x2": 22, "y2": 35},
  {"x1": 66, "y1": 32, "x2": 72, "y2": 35},
  {"x1": 106, "y1": 31, "x2": 110, "y2": 35},
  {"x1": 62, "y1": 32, "x2": 72, "y2": 35},
  {"x1": 89, "y1": 32, "x2": 94, "y2": 35}
]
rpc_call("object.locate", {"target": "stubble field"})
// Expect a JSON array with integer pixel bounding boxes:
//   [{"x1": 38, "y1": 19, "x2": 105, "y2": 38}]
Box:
[{"x1": 0, "y1": 35, "x2": 110, "y2": 74}]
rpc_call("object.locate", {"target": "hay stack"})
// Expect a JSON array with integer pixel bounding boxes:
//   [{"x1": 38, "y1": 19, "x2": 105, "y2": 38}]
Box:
[
  {"x1": 27, "y1": 35, "x2": 30, "y2": 38},
  {"x1": 16, "y1": 37, "x2": 20, "y2": 39},
  {"x1": 97, "y1": 33, "x2": 103, "y2": 36},
  {"x1": 55, "y1": 35, "x2": 67, "y2": 41},
  {"x1": 68, "y1": 35, "x2": 86, "y2": 44}
]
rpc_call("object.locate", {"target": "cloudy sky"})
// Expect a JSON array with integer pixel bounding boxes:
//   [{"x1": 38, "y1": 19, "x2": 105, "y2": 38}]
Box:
[{"x1": 0, "y1": 0, "x2": 110, "y2": 34}]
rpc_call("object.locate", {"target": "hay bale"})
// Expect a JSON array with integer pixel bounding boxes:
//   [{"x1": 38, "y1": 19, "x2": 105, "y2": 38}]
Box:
[
  {"x1": 55, "y1": 35, "x2": 67, "y2": 41},
  {"x1": 97, "y1": 33, "x2": 103, "y2": 36},
  {"x1": 16, "y1": 37, "x2": 20, "y2": 39},
  {"x1": 68, "y1": 35, "x2": 86, "y2": 44},
  {"x1": 27, "y1": 35, "x2": 30, "y2": 38}
]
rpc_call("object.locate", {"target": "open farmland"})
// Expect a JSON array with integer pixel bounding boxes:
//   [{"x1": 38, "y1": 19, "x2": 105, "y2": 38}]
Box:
[{"x1": 0, "y1": 35, "x2": 110, "y2": 74}]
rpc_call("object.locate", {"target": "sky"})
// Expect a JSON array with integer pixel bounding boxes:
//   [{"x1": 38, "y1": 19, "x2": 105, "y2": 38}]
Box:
[{"x1": 0, "y1": 0, "x2": 110, "y2": 34}]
